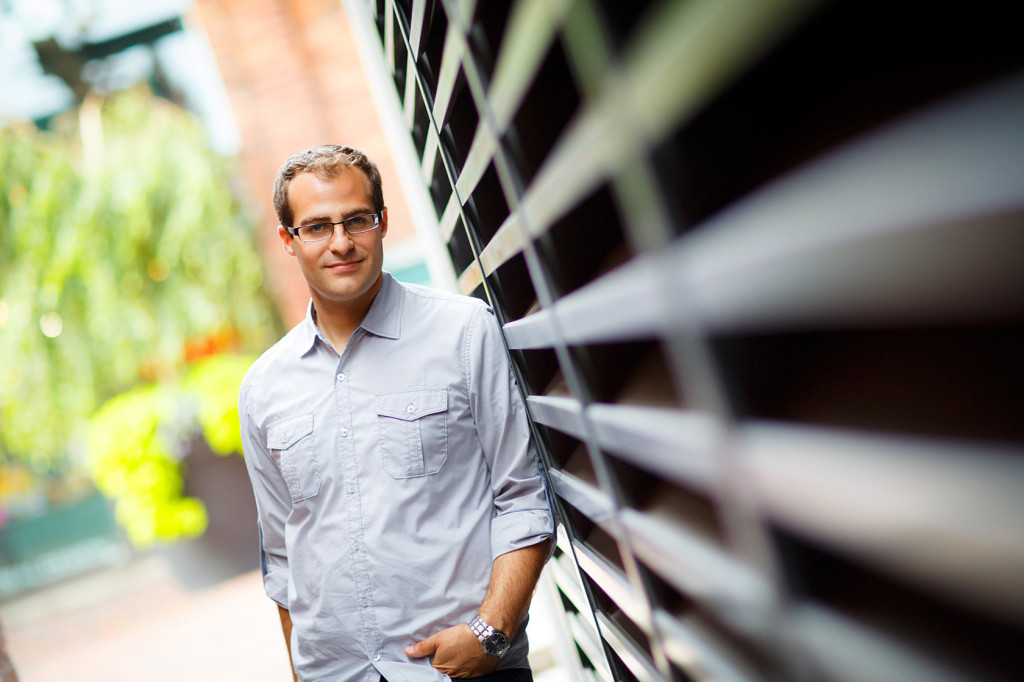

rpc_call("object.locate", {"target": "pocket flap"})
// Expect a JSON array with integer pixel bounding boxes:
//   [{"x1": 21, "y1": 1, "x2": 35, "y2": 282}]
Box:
[
  {"x1": 267, "y1": 414, "x2": 314, "y2": 450},
  {"x1": 375, "y1": 388, "x2": 448, "y2": 421}
]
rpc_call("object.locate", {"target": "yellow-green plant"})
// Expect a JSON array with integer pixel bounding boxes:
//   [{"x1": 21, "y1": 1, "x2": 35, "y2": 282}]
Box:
[
  {"x1": 181, "y1": 353, "x2": 254, "y2": 456},
  {"x1": 87, "y1": 383, "x2": 205, "y2": 546},
  {"x1": 87, "y1": 352, "x2": 255, "y2": 546}
]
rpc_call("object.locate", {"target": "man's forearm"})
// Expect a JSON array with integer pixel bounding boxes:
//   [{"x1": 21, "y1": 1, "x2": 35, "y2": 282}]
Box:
[
  {"x1": 278, "y1": 605, "x2": 299, "y2": 682},
  {"x1": 477, "y1": 539, "x2": 551, "y2": 639}
]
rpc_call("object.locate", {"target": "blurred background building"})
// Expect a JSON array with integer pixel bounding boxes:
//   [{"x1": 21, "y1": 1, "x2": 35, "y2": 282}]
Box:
[{"x1": 2, "y1": 0, "x2": 1024, "y2": 681}]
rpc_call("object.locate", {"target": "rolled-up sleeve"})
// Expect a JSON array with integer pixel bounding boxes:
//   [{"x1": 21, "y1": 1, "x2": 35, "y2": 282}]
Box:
[
  {"x1": 239, "y1": 373, "x2": 292, "y2": 607},
  {"x1": 467, "y1": 306, "x2": 554, "y2": 560}
]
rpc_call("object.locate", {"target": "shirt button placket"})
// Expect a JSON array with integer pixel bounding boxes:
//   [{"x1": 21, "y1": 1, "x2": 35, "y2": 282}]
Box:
[{"x1": 335, "y1": 363, "x2": 381, "y2": 660}]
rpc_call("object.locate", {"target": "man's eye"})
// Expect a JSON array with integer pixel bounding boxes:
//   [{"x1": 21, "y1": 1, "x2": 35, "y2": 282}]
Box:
[
  {"x1": 347, "y1": 216, "x2": 369, "y2": 227},
  {"x1": 307, "y1": 223, "x2": 330, "y2": 233}
]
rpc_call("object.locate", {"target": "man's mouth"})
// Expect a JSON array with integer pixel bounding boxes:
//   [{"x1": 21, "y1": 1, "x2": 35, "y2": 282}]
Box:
[{"x1": 327, "y1": 259, "x2": 362, "y2": 270}]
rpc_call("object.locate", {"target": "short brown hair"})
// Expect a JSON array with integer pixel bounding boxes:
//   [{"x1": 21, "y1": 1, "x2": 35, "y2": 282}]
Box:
[{"x1": 272, "y1": 144, "x2": 384, "y2": 227}]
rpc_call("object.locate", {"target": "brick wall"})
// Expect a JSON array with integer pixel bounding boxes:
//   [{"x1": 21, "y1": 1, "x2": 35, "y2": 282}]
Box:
[{"x1": 191, "y1": 0, "x2": 416, "y2": 326}]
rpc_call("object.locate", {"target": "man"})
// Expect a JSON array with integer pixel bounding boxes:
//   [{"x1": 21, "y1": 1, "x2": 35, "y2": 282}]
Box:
[{"x1": 239, "y1": 144, "x2": 554, "y2": 682}]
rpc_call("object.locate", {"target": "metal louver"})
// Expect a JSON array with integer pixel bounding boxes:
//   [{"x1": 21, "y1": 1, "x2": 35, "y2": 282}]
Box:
[{"x1": 345, "y1": 1, "x2": 1024, "y2": 680}]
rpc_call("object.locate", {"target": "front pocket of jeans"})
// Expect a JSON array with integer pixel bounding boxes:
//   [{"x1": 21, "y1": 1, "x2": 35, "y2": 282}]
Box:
[
  {"x1": 375, "y1": 388, "x2": 448, "y2": 479},
  {"x1": 266, "y1": 413, "x2": 321, "y2": 502}
]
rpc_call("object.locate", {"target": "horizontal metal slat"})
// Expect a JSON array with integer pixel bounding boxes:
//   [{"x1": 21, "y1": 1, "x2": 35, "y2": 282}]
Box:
[
  {"x1": 419, "y1": 126, "x2": 441, "y2": 183},
  {"x1": 673, "y1": 71, "x2": 1024, "y2": 333},
  {"x1": 429, "y1": 23, "x2": 464, "y2": 127},
  {"x1": 456, "y1": 260, "x2": 484, "y2": 295},
  {"x1": 435, "y1": 0, "x2": 472, "y2": 42},
  {"x1": 438, "y1": 189, "x2": 461, "y2": 242},
  {"x1": 505, "y1": 266, "x2": 669, "y2": 347},
  {"x1": 567, "y1": 609, "x2": 614, "y2": 682},
  {"x1": 383, "y1": 0, "x2": 395, "y2": 73},
  {"x1": 741, "y1": 421, "x2": 1024, "y2": 623},
  {"x1": 595, "y1": 611, "x2": 660, "y2": 682},
  {"x1": 479, "y1": 0, "x2": 814, "y2": 276},
  {"x1": 403, "y1": 50, "x2": 419, "y2": 128},
  {"x1": 621, "y1": 509, "x2": 773, "y2": 634},
  {"x1": 499, "y1": 71, "x2": 1024, "y2": 348},
  {"x1": 523, "y1": 0, "x2": 813, "y2": 234},
  {"x1": 454, "y1": 124, "x2": 497, "y2": 199},
  {"x1": 654, "y1": 610, "x2": 760, "y2": 682},
  {"x1": 573, "y1": 539, "x2": 648, "y2": 628},
  {"x1": 787, "y1": 603, "x2": 982, "y2": 682},
  {"x1": 479, "y1": 212, "x2": 523, "y2": 276},
  {"x1": 586, "y1": 404, "x2": 722, "y2": 492},
  {"x1": 553, "y1": 521, "x2": 579, "y2": 557},
  {"x1": 406, "y1": 0, "x2": 427, "y2": 59},
  {"x1": 502, "y1": 308, "x2": 560, "y2": 350},
  {"x1": 547, "y1": 469, "x2": 614, "y2": 525},
  {"x1": 486, "y1": 0, "x2": 572, "y2": 132},
  {"x1": 525, "y1": 395, "x2": 586, "y2": 439},
  {"x1": 557, "y1": 0, "x2": 610, "y2": 100},
  {"x1": 555, "y1": 522, "x2": 573, "y2": 555},
  {"x1": 549, "y1": 550, "x2": 590, "y2": 618}
]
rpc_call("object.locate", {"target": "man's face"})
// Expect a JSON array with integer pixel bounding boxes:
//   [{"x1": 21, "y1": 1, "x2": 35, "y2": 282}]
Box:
[{"x1": 278, "y1": 167, "x2": 388, "y2": 312}]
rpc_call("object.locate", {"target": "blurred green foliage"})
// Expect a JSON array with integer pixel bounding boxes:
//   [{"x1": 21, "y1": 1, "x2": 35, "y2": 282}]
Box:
[
  {"x1": 87, "y1": 353, "x2": 255, "y2": 546},
  {"x1": 0, "y1": 87, "x2": 281, "y2": 470}
]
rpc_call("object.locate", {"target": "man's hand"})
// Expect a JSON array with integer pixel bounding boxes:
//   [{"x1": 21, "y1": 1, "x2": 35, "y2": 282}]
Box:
[{"x1": 405, "y1": 624, "x2": 499, "y2": 678}]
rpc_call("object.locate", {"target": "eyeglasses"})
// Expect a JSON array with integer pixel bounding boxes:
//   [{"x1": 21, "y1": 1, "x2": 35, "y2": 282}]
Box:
[{"x1": 287, "y1": 212, "x2": 382, "y2": 242}]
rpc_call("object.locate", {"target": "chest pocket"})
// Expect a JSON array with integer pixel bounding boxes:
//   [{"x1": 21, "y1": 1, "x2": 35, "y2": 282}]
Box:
[
  {"x1": 375, "y1": 387, "x2": 448, "y2": 478},
  {"x1": 267, "y1": 414, "x2": 321, "y2": 502}
]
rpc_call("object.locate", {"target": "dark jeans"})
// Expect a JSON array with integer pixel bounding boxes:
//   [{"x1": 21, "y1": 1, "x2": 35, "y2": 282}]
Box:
[{"x1": 381, "y1": 669, "x2": 532, "y2": 682}]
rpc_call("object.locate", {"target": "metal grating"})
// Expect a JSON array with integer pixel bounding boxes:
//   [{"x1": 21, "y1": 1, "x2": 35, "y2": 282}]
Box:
[{"x1": 347, "y1": 0, "x2": 1024, "y2": 680}]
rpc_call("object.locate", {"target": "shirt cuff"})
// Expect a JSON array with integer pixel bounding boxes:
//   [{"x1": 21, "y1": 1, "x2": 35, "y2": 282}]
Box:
[
  {"x1": 261, "y1": 551, "x2": 290, "y2": 607},
  {"x1": 263, "y1": 570, "x2": 289, "y2": 608},
  {"x1": 490, "y1": 508, "x2": 554, "y2": 560}
]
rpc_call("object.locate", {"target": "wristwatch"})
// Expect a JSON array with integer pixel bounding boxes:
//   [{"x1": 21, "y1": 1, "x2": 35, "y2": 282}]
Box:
[{"x1": 469, "y1": 615, "x2": 510, "y2": 657}]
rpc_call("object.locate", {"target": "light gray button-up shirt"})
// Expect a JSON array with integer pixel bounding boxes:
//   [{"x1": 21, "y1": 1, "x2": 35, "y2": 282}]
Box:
[{"x1": 239, "y1": 273, "x2": 554, "y2": 681}]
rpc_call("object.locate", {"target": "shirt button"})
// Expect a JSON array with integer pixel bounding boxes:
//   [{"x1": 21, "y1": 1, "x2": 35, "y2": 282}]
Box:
[
  {"x1": 406, "y1": 404, "x2": 415, "y2": 414},
  {"x1": 337, "y1": 373, "x2": 345, "y2": 382},
  {"x1": 372, "y1": 653, "x2": 381, "y2": 662},
  {"x1": 341, "y1": 427, "x2": 349, "y2": 437},
  {"x1": 347, "y1": 484, "x2": 355, "y2": 494},
  {"x1": 351, "y1": 541, "x2": 359, "y2": 551}
]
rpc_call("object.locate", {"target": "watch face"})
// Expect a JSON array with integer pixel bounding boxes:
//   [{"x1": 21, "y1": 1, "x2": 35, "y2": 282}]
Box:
[{"x1": 483, "y1": 631, "x2": 510, "y2": 656}]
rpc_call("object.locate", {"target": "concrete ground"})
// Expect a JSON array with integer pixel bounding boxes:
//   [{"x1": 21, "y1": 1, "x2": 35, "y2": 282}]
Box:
[{"x1": 0, "y1": 554, "x2": 570, "y2": 682}]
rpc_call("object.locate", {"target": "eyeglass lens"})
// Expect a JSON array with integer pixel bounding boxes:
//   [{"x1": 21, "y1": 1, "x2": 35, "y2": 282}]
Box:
[{"x1": 295, "y1": 213, "x2": 379, "y2": 241}]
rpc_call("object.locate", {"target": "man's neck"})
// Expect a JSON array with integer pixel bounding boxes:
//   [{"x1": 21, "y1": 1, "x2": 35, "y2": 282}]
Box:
[{"x1": 311, "y1": 276, "x2": 384, "y2": 352}]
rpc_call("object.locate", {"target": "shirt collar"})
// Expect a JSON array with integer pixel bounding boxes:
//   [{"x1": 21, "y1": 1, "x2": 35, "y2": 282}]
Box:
[
  {"x1": 359, "y1": 272, "x2": 403, "y2": 340},
  {"x1": 295, "y1": 300, "x2": 321, "y2": 357},
  {"x1": 294, "y1": 272, "x2": 403, "y2": 357}
]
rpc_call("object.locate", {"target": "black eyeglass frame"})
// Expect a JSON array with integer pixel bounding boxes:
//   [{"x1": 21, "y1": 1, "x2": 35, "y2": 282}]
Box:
[{"x1": 286, "y1": 211, "x2": 383, "y2": 242}]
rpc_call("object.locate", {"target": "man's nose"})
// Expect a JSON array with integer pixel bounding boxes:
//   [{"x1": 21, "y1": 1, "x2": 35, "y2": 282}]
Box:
[{"x1": 327, "y1": 225, "x2": 354, "y2": 252}]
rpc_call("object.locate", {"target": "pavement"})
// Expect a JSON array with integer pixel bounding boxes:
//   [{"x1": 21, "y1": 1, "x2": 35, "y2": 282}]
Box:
[{"x1": 0, "y1": 554, "x2": 571, "y2": 682}]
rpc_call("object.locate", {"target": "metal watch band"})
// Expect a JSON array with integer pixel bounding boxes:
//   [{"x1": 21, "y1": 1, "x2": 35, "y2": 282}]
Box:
[
  {"x1": 469, "y1": 615, "x2": 493, "y2": 640},
  {"x1": 469, "y1": 615, "x2": 509, "y2": 657}
]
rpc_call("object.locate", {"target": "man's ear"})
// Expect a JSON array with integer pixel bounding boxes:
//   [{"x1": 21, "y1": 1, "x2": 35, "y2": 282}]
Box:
[
  {"x1": 380, "y1": 207, "x2": 388, "y2": 238},
  {"x1": 278, "y1": 225, "x2": 296, "y2": 256}
]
